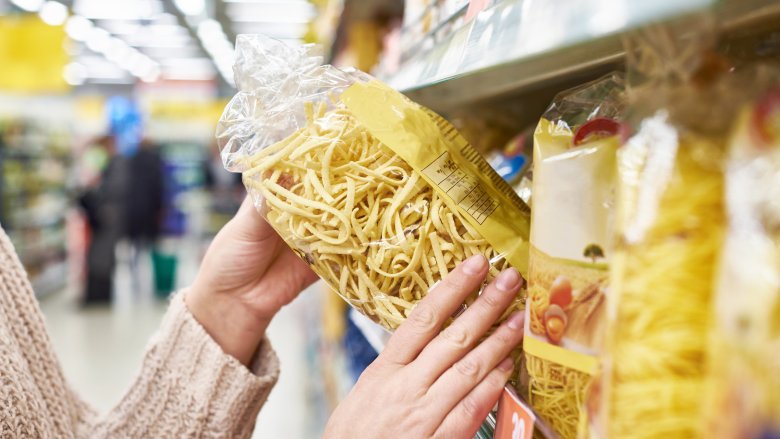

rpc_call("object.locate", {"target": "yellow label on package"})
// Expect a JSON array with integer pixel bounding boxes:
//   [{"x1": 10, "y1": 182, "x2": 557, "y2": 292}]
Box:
[
  {"x1": 342, "y1": 80, "x2": 530, "y2": 276},
  {"x1": 524, "y1": 118, "x2": 618, "y2": 375}
]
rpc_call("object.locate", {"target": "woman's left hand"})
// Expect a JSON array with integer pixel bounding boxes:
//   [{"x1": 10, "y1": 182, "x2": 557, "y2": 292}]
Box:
[{"x1": 187, "y1": 196, "x2": 318, "y2": 365}]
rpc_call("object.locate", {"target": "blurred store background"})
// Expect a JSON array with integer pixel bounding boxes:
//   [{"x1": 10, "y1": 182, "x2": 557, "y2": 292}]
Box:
[
  {"x1": 1, "y1": 0, "x2": 778, "y2": 437},
  {"x1": 0, "y1": 0, "x2": 402, "y2": 437}
]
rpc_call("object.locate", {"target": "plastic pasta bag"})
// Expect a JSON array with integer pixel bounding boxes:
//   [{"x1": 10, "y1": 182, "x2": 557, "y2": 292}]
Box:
[
  {"x1": 589, "y1": 25, "x2": 776, "y2": 439},
  {"x1": 704, "y1": 86, "x2": 780, "y2": 439},
  {"x1": 217, "y1": 35, "x2": 530, "y2": 331},
  {"x1": 522, "y1": 73, "x2": 625, "y2": 439}
]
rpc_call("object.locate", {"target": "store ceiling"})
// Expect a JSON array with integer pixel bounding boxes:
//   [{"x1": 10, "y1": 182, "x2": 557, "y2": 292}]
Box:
[{"x1": 2, "y1": 0, "x2": 315, "y2": 88}]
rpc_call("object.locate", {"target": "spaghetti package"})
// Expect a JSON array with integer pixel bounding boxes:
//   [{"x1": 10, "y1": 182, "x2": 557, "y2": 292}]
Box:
[
  {"x1": 523, "y1": 74, "x2": 624, "y2": 439},
  {"x1": 217, "y1": 35, "x2": 530, "y2": 331},
  {"x1": 704, "y1": 87, "x2": 780, "y2": 439}
]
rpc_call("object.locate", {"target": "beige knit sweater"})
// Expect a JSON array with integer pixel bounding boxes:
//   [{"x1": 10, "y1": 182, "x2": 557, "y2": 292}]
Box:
[{"x1": 0, "y1": 227, "x2": 280, "y2": 438}]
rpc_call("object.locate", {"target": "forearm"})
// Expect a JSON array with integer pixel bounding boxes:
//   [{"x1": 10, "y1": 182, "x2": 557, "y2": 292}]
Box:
[{"x1": 86, "y1": 292, "x2": 279, "y2": 438}]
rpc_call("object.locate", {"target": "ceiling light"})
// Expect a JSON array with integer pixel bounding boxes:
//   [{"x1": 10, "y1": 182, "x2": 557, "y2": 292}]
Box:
[
  {"x1": 63, "y1": 62, "x2": 87, "y2": 85},
  {"x1": 73, "y1": 0, "x2": 162, "y2": 20},
  {"x1": 95, "y1": 19, "x2": 141, "y2": 36},
  {"x1": 85, "y1": 27, "x2": 111, "y2": 52},
  {"x1": 11, "y1": 0, "x2": 44, "y2": 12},
  {"x1": 174, "y1": 0, "x2": 205, "y2": 16},
  {"x1": 65, "y1": 15, "x2": 93, "y2": 41},
  {"x1": 140, "y1": 64, "x2": 161, "y2": 82},
  {"x1": 196, "y1": 18, "x2": 223, "y2": 39},
  {"x1": 225, "y1": 1, "x2": 314, "y2": 23},
  {"x1": 104, "y1": 37, "x2": 129, "y2": 62},
  {"x1": 39, "y1": 1, "x2": 68, "y2": 26}
]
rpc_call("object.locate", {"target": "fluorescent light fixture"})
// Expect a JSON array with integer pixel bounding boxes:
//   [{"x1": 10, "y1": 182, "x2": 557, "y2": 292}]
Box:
[
  {"x1": 153, "y1": 12, "x2": 178, "y2": 25},
  {"x1": 124, "y1": 32, "x2": 193, "y2": 48},
  {"x1": 197, "y1": 18, "x2": 224, "y2": 39},
  {"x1": 85, "y1": 27, "x2": 111, "y2": 52},
  {"x1": 63, "y1": 62, "x2": 87, "y2": 85},
  {"x1": 161, "y1": 60, "x2": 216, "y2": 81},
  {"x1": 173, "y1": 0, "x2": 205, "y2": 16},
  {"x1": 73, "y1": 0, "x2": 162, "y2": 20},
  {"x1": 95, "y1": 19, "x2": 141, "y2": 35},
  {"x1": 141, "y1": 64, "x2": 161, "y2": 82},
  {"x1": 104, "y1": 37, "x2": 130, "y2": 62},
  {"x1": 231, "y1": 21, "x2": 306, "y2": 39},
  {"x1": 11, "y1": 0, "x2": 43, "y2": 12},
  {"x1": 39, "y1": 1, "x2": 68, "y2": 26},
  {"x1": 65, "y1": 15, "x2": 93, "y2": 41},
  {"x1": 160, "y1": 57, "x2": 214, "y2": 71},
  {"x1": 225, "y1": 1, "x2": 314, "y2": 23},
  {"x1": 141, "y1": 45, "x2": 202, "y2": 58}
]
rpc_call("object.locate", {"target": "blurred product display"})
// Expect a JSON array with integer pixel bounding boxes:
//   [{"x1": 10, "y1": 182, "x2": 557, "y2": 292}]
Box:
[
  {"x1": 1, "y1": 0, "x2": 779, "y2": 438},
  {"x1": 0, "y1": 118, "x2": 71, "y2": 297}
]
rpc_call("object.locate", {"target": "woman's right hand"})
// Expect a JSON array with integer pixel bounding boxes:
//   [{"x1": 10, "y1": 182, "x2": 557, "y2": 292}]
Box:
[{"x1": 324, "y1": 254, "x2": 525, "y2": 439}]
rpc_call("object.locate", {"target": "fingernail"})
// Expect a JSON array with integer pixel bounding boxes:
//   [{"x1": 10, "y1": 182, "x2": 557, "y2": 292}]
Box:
[
  {"x1": 498, "y1": 357, "x2": 514, "y2": 372},
  {"x1": 507, "y1": 311, "x2": 525, "y2": 330},
  {"x1": 462, "y1": 255, "x2": 487, "y2": 275},
  {"x1": 495, "y1": 268, "x2": 521, "y2": 292}
]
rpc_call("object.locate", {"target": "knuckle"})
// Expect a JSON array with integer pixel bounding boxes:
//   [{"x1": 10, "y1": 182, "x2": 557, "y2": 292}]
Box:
[
  {"x1": 461, "y1": 395, "x2": 480, "y2": 418},
  {"x1": 492, "y1": 326, "x2": 515, "y2": 345},
  {"x1": 478, "y1": 290, "x2": 502, "y2": 309},
  {"x1": 407, "y1": 305, "x2": 437, "y2": 332},
  {"x1": 454, "y1": 358, "x2": 481, "y2": 379},
  {"x1": 441, "y1": 325, "x2": 471, "y2": 350}
]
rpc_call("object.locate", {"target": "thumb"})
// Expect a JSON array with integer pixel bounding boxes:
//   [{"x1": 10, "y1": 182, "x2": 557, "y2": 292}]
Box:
[{"x1": 231, "y1": 195, "x2": 279, "y2": 243}]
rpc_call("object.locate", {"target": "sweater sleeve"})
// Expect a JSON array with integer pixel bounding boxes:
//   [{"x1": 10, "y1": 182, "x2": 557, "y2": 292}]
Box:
[{"x1": 82, "y1": 292, "x2": 280, "y2": 439}]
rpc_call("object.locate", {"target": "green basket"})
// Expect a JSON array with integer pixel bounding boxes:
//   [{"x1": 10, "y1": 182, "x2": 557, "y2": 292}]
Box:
[{"x1": 152, "y1": 249, "x2": 177, "y2": 298}]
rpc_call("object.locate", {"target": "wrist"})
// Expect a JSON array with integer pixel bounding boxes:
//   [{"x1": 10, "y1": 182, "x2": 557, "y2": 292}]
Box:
[{"x1": 185, "y1": 284, "x2": 271, "y2": 366}]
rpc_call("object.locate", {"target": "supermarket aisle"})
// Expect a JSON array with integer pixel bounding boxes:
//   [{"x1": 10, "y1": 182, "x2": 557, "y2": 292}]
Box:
[{"x1": 38, "y1": 239, "x2": 314, "y2": 439}]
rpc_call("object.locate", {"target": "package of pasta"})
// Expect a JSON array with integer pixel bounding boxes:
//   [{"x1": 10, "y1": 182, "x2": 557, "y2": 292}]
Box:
[
  {"x1": 216, "y1": 35, "x2": 531, "y2": 331},
  {"x1": 585, "y1": 30, "x2": 780, "y2": 437},
  {"x1": 703, "y1": 86, "x2": 780, "y2": 439},
  {"x1": 522, "y1": 73, "x2": 625, "y2": 439}
]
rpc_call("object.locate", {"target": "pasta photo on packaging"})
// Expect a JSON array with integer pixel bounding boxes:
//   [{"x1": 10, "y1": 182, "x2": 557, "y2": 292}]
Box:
[
  {"x1": 217, "y1": 35, "x2": 531, "y2": 332},
  {"x1": 522, "y1": 74, "x2": 624, "y2": 439}
]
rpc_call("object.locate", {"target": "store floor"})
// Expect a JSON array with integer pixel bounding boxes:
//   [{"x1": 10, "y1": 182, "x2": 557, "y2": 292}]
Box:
[{"x1": 38, "y1": 238, "x2": 317, "y2": 438}]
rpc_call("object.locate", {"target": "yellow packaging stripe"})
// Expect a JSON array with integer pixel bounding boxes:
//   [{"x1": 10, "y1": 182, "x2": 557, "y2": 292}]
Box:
[
  {"x1": 341, "y1": 80, "x2": 531, "y2": 276},
  {"x1": 524, "y1": 336, "x2": 598, "y2": 375},
  {"x1": 420, "y1": 108, "x2": 531, "y2": 217}
]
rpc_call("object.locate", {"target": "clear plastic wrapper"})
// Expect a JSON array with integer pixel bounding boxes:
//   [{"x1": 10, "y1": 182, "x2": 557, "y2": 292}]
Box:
[
  {"x1": 591, "y1": 25, "x2": 778, "y2": 439},
  {"x1": 704, "y1": 87, "x2": 780, "y2": 439},
  {"x1": 522, "y1": 73, "x2": 625, "y2": 439},
  {"x1": 217, "y1": 35, "x2": 530, "y2": 331}
]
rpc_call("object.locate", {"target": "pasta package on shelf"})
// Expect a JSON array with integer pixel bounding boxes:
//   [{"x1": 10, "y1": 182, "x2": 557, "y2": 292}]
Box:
[
  {"x1": 704, "y1": 87, "x2": 780, "y2": 439},
  {"x1": 217, "y1": 35, "x2": 530, "y2": 332},
  {"x1": 522, "y1": 73, "x2": 625, "y2": 439},
  {"x1": 600, "y1": 109, "x2": 726, "y2": 439}
]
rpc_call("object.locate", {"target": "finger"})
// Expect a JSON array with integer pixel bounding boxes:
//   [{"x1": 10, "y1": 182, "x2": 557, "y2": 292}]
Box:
[
  {"x1": 412, "y1": 268, "x2": 523, "y2": 383},
  {"x1": 379, "y1": 255, "x2": 488, "y2": 366},
  {"x1": 232, "y1": 195, "x2": 279, "y2": 243},
  {"x1": 432, "y1": 357, "x2": 514, "y2": 439},
  {"x1": 427, "y1": 311, "x2": 524, "y2": 415}
]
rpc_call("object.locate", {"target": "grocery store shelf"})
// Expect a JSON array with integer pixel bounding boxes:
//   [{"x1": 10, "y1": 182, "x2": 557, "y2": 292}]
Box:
[
  {"x1": 386, "y1": 0, "x2": 780, "y2": 112},
  {"x1": 349, "y1": 308, "x2": 390, "y2": 353}
]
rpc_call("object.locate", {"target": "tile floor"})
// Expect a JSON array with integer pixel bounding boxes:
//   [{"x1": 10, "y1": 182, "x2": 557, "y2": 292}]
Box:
[{"x1": 38, "y1": 238, "x2": 318, "y2": 438}]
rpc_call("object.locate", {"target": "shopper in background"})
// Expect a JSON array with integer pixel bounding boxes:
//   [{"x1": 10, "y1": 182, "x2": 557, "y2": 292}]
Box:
[
  {"x1": 77, "y1": 134, "x2": 128, "y2": 305},
  {"x1": 0, "y1": 197, "x2": 523, "y2": 438},
  {"x1": 124, "y1": 138, "x2": 164, "y2": 292}
]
